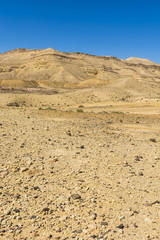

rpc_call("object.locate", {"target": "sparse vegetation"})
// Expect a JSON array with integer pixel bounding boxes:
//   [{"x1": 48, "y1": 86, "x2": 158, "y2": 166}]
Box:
[
  {"x1": 67, "y1": 110, "x2": 73, "y2": 113},
  {"x1": 121, "y1": 95, "x2": 131, "y2": 101},
  {"x1": 112, "y1": 111, "x2": 124, "y2": 114},
  {"x1": 38, "y1": 107, "x2": 57, "y2": 111},
  {"x1": 99, "y1": 111, "x2": 109, "y2": 114},
  {"x1": 77, "y1": 108, "x2": 84, "y2": 113},
  {"x1": 7, "y1": 102, "x2": 20, "y2": 107}
]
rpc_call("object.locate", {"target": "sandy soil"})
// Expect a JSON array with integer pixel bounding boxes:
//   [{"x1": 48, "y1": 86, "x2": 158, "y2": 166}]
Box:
[{"x1": 0, "y1": 90, "x2": 159, "y2": 240}]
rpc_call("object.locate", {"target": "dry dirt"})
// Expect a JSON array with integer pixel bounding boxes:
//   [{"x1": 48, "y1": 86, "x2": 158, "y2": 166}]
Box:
[{"x1": 0, "y1": 88, "x2": 160, "y2": 240}]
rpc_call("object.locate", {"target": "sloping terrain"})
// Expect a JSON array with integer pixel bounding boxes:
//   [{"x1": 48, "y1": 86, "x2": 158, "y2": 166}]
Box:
[
  {"x1": 0, "y1": 48, "x2": 160, "y2": 93},
  {"x1": 0, "y1": 49, "x2": 160, "y2": 240}
]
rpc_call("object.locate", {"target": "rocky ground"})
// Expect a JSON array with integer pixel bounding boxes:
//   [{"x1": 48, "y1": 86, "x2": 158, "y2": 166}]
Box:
[{"x1": 0, "y1": 91, "x2": 160, "y2": 240}]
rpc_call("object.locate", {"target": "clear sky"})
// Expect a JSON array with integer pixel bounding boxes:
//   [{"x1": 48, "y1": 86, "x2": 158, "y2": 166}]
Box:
[{"x1": 0, "y1": 0, "x2": 160, "y2": 63}]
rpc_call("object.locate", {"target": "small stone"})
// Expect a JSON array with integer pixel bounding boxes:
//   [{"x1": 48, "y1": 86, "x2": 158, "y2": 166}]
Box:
[
  {"x1": 14, "y1": 208, "x2": 20, "y2": 213},
  {"x1": 91, "y1": 235, "x2": 97, "y2": 239},
  {"x1": 42, "y1": 207, "x2": 50, "y2": 212},
  {"x1": 53, "y1": 158, "x2": 59, "y2": 162},
  {"x1": 117, "y1": 224, "x2": 124, "y2": 229},
  {"x1": 56, "y1": 228, "x2": 61, "y2": 233},
  {"x1": 21, "y1": 167, "x2": 29, "y2": 172},
  {"x1": 66, "y1": 131, "x2": 72, "y2": 136},
  {"x1": 71, "y1": 194, "x2": 81, "y2": 200},
  {"x1": 80, "y1": 145, "x2": 85, "y2": 149},
  {"x1": 144, "y1": 202, "x2": 152, "y2": 207},
  {"x1": 33, "y1": 186, "x2": 40, "y2": 190},
  {"x1": 139, "y1": 172, "x2": 144, "y2": 176},
  {"x1": 134, "y1": 223, "x2": 138, "y2": 228},
  {"x1": 135, "y1": 155, "x2": 143, "y2": 161},
  {"x1": 150, "y1": 138, "x2": 157, "y2": 143},
  {"x1": 90, "y1": 213, "x2": 97, "y2": 220},
  {"x1": 33, "y1": 232, "x2": 39, "y2": 237},
  {"x1": 101, "y1": 222, "x2": 108, "y2": 226},
  {"x1": 4, "y1": 209, "x2": 11, "y2": 215}
]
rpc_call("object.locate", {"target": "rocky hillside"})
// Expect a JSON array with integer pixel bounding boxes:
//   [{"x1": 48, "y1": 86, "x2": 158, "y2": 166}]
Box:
[{"x1": 0, "y1": 48, "x2": 160, "y2": 90}]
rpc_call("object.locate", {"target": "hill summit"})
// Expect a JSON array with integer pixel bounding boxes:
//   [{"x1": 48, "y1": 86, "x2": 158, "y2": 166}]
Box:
[{"x1": 0, "y1": 48, "x2": 160, "y2": 90}]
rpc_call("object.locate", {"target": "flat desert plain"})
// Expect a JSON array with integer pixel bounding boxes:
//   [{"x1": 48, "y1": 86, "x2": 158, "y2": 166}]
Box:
[
  {"x1": 0, "y1": 88, "x2": 159, "y2": 240},
  {"x1": 0, "y1": 49, "x2": 160, "y2": 240}
]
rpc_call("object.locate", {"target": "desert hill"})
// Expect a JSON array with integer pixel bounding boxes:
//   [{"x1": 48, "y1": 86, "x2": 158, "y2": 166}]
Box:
[
  {"x1": 0, "y1": 48, "x2": 160, "y2": 90},
  {"x1": 125, "y1": 57, "x2": 160, "y2": 66}
]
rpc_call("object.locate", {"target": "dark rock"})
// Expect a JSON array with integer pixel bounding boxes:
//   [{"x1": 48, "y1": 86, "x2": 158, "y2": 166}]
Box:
[
  {"x1": 117, "y1": 224, "x2": 124, "y2": 229},
  {"x1": 33, "y1": 195, "x2": 38, "y2": 198},
  {"x1": 42, "y1": 207, "x2": 50, "y2": 212},
  {"x1": 91, "y1": 235, "x2": 97, "y2": 239},
  {"x1": 66, "y1": 131, "x2": 72, "y2": 136},
  {"x1": 80, "y1": 145, "x2": 85, "y2": 149},
  {"x1": 135, "y1": 155, "x2": 143, "y2": 161},
  {"x1": 134, "y1": 223, "x2": 138, "y2": 228},
  {"x1": 91, "y1": 213, "x2": 97, "y2": 220},
  {"x1": 139, "y1": 172, "x2": 144, "y2": 176},
  {"x1": 133, "y1": 210, "x2": 139, "y2": 214},
  {"x1": 14, "y1": 208, "x2": 20, "y2": 213},
  {"x1": 33, "y1": 186, "x2": 40, "y2": 190}
]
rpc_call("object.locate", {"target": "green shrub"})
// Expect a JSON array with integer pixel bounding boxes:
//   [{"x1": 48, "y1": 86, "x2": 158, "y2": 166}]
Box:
[{"x1": 77, "y1": 108, "x2": 84, "y2": 113}]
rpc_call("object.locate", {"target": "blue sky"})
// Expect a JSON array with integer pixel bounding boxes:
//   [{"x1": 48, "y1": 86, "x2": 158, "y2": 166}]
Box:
[{"x1": 0, "y1": 0, "x2": 160, "y2": 63}]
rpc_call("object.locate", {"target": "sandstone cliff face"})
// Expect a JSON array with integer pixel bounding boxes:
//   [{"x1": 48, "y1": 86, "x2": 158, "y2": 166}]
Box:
[{"x1": 0, "y1": 48, "x2": 160, "y2": 89}]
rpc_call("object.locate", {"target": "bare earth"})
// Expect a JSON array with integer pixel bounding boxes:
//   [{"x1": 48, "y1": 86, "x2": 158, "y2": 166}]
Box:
[{"x1": 0, "y1": 49, "x2": 160, "y2": 240}]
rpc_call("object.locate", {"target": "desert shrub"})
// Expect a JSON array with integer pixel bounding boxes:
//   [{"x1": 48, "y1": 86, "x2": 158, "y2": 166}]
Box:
[
  {"x1": 112, "y1": 111, "x2": 123, "y2": 114},
  {"x1": 7, "y1": 102, "x2": 19, "y2": 107},
  {"x1": 77, "y1": 108, "x2": 84, "y2": 113}
]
